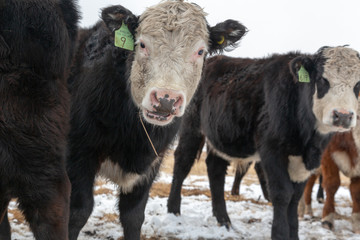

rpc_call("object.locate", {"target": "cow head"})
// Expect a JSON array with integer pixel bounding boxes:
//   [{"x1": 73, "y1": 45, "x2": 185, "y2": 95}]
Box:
[
  {"x1": 102, "y1": 1, "x2": 247, "y2": 126},
  {"x1": 291, "y1": 46, "x2": 360, "y2": 134}
]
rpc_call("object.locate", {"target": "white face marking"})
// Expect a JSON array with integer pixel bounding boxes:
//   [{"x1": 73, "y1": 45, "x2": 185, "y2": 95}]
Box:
[
  {"x1": 313, "y1": 47, "x2": 360, "y2": 134},
  {"x1": 287, "y1": 155, "x2": 312, "y2": 183},
  {"x1": 129, "y1": 1, "x2": 209, "y2": 125}
]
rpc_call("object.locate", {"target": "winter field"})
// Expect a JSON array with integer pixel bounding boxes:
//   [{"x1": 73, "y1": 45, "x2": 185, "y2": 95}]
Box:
[{"x1": 8, "y1": 150, "x2": 360, "y2": 240}]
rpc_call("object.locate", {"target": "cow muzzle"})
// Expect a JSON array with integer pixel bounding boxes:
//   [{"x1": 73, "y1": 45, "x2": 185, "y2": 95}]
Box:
[
  {"x1": 331, "y1": 109, "x2": 354, "y2": 129},
  {"x1": 142, "y1": 88, "x2": 185, "y2": 125}
]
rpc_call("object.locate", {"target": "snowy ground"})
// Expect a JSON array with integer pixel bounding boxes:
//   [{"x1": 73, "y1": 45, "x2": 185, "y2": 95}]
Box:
[{"x1": 7, "y1": 168, "x2": 360, "y2": 240}]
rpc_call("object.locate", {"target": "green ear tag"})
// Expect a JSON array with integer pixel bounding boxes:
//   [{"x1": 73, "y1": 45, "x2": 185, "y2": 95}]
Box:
[
  {"x1": 114, "y1": 21, "x2": 134, "y2": 51},
  {"x1": 298, "y1": 65, "x2": 310, "y2": 83}
]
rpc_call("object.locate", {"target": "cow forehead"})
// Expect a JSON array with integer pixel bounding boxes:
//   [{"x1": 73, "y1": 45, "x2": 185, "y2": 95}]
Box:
[
  {"x1": 322, "y1": 47, "x2": 360, "y2": 85},
  {"x1": 137, "y1": 1, "x2": 209, "y2": 45}
]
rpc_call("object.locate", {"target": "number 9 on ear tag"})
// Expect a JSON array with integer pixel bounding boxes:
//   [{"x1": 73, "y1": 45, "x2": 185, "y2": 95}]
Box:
[{"x1": 115, "y1": 21, "x2": 134, "y2": 51}]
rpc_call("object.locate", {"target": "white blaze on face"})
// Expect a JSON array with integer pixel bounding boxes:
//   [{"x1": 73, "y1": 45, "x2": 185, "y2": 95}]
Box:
[
  {"x1": 313, "y1": 47, "x2": 360, "y2": 134},
  {"x1": 129, "y1": 1, "x2": 209, "y2": 125}
]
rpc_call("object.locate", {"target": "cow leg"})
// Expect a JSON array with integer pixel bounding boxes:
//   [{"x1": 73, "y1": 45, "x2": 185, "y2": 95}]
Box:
[
  {"x1": 0, "y1": 196, "x2": 11, "y2": 240},
  {"x1": 119, "y1": 183, "x2": 152, "y2": 240},
  {"x1": 261, "y1": 151, "x2": 293, "y2": 240},
  {"x1": 350, "y1": 177, "x2": 360, "y2": 233},
  {"x1": 288, "y1": 181, "x2": 306, "y2": 240},
  {"x1": 316, "y1": 175, "x2": 324, "y2": 203},
  {"x1": 20, "y1": 176, "x2": 70, "y2": 240},
  {"x1": 67, "y1": 155, "x2": 98, "y2": 240},
  {"x1": 206, "y1": 151, "x2": 231, "y2": 228},
  {"x1": 321, "y1": 155, "x2": 340, "y2": 231},
  {"x1": 231, "y1": 162, "x2": 251, "y2": 196},
  {"x1": 254, "y1": 162, "x2": 269, "y2": 201},
  {"x1": 0, "y1": 210, "x2": 11, "y2": 240},
  {"x1": 168, "y1": 133, "x2": 204, "y2": 215},
  {"x1": 303, "y1": 174, "x2": 317, "y2": 217}
]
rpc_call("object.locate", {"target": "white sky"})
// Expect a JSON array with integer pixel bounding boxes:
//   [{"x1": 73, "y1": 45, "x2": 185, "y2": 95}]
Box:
[{"x1": 78, "y1": 0, "x2": 360, "y2": 58}]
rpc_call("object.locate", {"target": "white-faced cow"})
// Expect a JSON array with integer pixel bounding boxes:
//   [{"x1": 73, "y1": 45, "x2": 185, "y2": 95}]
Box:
[
  {"x1": 0, "y1": 0, "x2": 79, "y2": 239},
  {"x1": 168, "y1": 46, "x2": 360, "y2": 239},
  {"x1": 66, "y1": 1, "x2": 247, "y2": 239}
]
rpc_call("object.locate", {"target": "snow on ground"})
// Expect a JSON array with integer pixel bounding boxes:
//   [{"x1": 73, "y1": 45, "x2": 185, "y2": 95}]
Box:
[{"x1": 8, "y1": 172, "x2": 360, "y2": 240}]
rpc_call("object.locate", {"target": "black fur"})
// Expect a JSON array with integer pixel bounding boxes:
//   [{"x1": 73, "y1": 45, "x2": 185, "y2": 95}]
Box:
[
  {"x1": 66, "y1": 4, "x2": 246, "y2": 240},
  {"x1": 168, "y1": 51, "x2": 337, "y2": 239},
  {"x1": 0, "y1": 0, "x2": 79, "y2": 239}
]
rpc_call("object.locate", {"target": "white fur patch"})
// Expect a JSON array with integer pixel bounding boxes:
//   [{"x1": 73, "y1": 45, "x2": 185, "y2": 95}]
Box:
[
  {"x1": 98, "y1": 158, "x2": 160, "y2": 194},
  {"x1": 332, "y1": 151, "x2": 360, "y2": 178},
  {"x1": 287, "y1": 156, "x2": 312, "y2": 183},
  {"x1": 206, "y1": 139, "x2": 260, "y2": 173}
]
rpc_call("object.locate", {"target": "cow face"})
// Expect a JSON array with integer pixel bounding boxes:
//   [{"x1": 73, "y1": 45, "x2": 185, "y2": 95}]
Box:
[
  {"x1": 291, "y1": 46, "x2": 360, "y2": 134},
  {"x1": 102, "y1": 1, "x2": 247, "y2": 126}
]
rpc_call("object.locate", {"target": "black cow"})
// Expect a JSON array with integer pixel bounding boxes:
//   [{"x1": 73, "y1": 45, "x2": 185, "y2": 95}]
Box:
[
  {"x1": 168, "y1": 46, "x2": 360, "y2": 239},
  {"x1": 66, "y1": 1, "x2": 247, "y2": 240},
  {"x1": 0, "y1": 0, "x2": 79, "y2": 239}
]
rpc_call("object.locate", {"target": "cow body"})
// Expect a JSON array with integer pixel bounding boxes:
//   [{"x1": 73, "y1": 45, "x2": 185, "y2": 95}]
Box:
[
  {"x1": 66, "y1": 1, "x2": 246, "y2": 240},
  {"x1": 168, "y1": 47, "x2": 360, "y2": 239},
  {"x1": 321, "y1": 121, "x2": 360, "y2": 233},
  {"x1": 0, "y1": 0, "x2": 79, "y2": 239}
]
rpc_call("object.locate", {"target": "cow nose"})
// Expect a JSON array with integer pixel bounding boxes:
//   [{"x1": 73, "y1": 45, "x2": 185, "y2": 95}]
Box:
[
  {"x1": 150, "y1": 89, "x2": 184, "y2": 116},
  {"x1": 332, "y1": 109, "x2": 353, "y2": 129}
]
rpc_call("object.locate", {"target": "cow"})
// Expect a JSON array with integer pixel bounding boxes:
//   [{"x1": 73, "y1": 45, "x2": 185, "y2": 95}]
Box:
[
  {"x1": 320, "y1": 116, "x2": 360, "y2": 233},
  {"x1": 167, "y1": 46, "x2": 360, "y2": 239},
  {"x1": 0, "y1": 0, "x2": 79, "y2": 239},
  {"x1": 66, "y1": 1, "x2": 247, "y2": 240}
]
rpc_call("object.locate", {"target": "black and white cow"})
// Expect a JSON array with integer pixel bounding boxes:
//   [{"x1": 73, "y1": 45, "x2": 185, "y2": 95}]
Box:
[
  {"x1": 0, "y1": 0, "x2": 79, "y2": 239},
  {"x1": 66, "y1": 1, "x2": 247, "y2": 239},
  {"x1": 168, "y1": 46, "x2": 360, "y2": 239}
]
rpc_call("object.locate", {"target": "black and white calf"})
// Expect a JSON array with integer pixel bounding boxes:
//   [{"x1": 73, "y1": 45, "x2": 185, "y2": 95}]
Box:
[
  {"x1": 66, "y1": 1, "x2": 247, "y2": 239},
  {"x1": 168, "y1": 46, "x2": 360, "y2": 239}
]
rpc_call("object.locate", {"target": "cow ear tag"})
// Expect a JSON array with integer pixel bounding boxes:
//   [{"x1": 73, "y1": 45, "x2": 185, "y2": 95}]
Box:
[
  {"x1": 298, "y1": 65, "x2": 310, "y2": 83},
  {"x1": 217, "y1": 35, "x2": 225, "y2": 45},
  {"x1": 114, "y1": 21, "x2": 134, "y2": 51}
]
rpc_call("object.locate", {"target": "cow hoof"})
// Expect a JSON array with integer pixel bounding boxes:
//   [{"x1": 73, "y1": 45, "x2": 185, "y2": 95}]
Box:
[
  {"x1": 218, "y1": 221, "x2": 231, "y2": 230},
  {"x1": 231, "y1": 190, "x2": 239, "y2": 196},
  {"x1": 317, "y1": 197, "x2": 324, "y2": 203},
  {"x1": 322, "y1": 221, "x2": 333, "y2": 230}
]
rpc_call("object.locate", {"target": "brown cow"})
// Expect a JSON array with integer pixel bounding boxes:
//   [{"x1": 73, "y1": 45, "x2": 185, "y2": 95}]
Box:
[{"x1": 321, "y1": 116, "x2": 360, "y2": 233}]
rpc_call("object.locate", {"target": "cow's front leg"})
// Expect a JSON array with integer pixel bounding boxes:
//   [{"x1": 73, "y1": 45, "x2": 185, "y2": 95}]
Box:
[
  {"x1": 119, "y1": 182, "x2": 151, "y2": 240},
  {"x1": 350, "y1": 177, "x2": 360, "y2": 233},
  {"x1": 261, "y1": 150, "x2": 293, "y2": 240},
  {"x1": 288, "y1": 181, "x2": 306, "y2": 240},
  {"x1": 0, "y1": 209, "x2": 11, "y2": 240},
  {"x1": 205, "y1": 152, "x2": 231, "y2": 228}
]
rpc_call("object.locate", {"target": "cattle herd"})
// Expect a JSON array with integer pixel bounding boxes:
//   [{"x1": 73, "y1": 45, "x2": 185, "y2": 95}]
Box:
[{"x1": 0, "y1": 0, "x2": 359, "y2": 240}]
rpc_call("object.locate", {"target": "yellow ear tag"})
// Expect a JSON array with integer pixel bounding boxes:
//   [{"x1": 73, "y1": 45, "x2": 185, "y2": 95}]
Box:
[
  {"x1": 217, "y1": 35, "x2": 225, "y2": 45},
  {"x1": 114, "y1": 21, "x2": 134, "y2": 51},
  {"x1": 298, "y1": 65, "x2": 310, "y2": 83}
]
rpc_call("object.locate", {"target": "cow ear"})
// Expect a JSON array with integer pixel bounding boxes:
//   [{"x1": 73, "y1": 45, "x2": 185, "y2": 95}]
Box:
[
  {"x1": 208, "y1": 20, "x2": 247, "y2": 54},
  {"x1": 101, "y1": 5, "x2": 138, "y2": 35},
  {"x1": 289, "y1": 56, "x2": 315, "y2": 83}
]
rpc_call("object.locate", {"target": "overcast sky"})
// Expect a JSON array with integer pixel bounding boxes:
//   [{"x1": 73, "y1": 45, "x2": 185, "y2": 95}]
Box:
[{"x1": 78, "y1": 0, "x2": 360, "y2": 58}]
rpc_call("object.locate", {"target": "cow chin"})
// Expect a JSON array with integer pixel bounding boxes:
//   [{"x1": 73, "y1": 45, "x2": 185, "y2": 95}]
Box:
[
  {"x1": 141, "y1": 108, "x2": 176, "y2": 126},
  {"x1": 316, "y1": 121, "x2": 354, "y2": 135}
]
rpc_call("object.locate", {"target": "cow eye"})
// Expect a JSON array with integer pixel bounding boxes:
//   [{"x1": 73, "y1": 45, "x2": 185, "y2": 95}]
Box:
[
  {"x1": 198, "y1": 49, "x2": 204, "y2": 56},
  {"x1": 354, "y1": 81, "x2": 360, "y2": 98},
  {"x1": 317, "y1": 77, "x2": 330, "y2": 99},
  {"x1": 140, "y1": 42, "x2": 146, "y2": 49}
]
